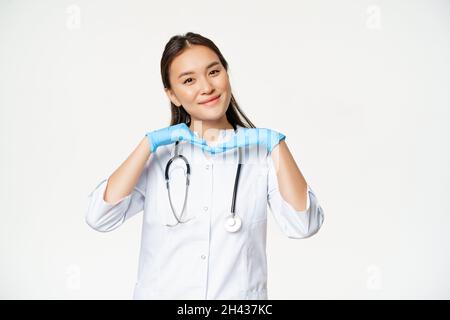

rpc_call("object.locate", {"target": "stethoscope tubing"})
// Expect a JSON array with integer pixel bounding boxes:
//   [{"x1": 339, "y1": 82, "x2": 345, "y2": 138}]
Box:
[{"x1": 164, "y1": 140, "x2": 242, "y2": 228}]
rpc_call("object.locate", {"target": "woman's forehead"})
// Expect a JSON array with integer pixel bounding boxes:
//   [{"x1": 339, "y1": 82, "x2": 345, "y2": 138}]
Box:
[{"x1": 170, "y1": 46, "x2": 219, "y2": 75}]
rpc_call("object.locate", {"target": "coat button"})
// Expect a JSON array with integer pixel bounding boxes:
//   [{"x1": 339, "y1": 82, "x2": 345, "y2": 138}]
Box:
[
  {"x1": 201, "y1": 255, "x2": 206, "y2": 260},
  {"x1": 205, "y1": 164, "x2": 210, "y2": 170},
  {"x1": 203, "y1": 206, "x2": 208, "y2": 211}
]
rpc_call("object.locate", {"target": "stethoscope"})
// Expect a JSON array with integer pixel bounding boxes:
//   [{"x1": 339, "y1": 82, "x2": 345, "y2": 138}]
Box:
[{"x1": 164, "y1": 139, "x2": 243, "y2": 233}]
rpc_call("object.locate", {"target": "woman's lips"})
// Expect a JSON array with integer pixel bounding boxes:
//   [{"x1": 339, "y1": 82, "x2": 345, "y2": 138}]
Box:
[{"x1": 200, "y1": 94, "x2": 221, "y2": 106}]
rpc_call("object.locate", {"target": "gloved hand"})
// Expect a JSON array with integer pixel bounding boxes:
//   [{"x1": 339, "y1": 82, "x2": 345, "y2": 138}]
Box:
[
  {"x1": 145, "y1": 123, "x2": 194, "y2": 153},
  {"x1": 201, "y1": 127, "x2": 286, "y2": 154},
  {"x1": 249, "y1": 127, "x2": 286, "y2": 152}
]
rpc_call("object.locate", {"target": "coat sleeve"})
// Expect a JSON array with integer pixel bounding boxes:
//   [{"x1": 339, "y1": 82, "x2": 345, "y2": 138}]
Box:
[
  {"x1": 267, "y1": 152, "x2": 324, "y2": 239},
  {"x1": 85, "y1": 157, "x2": 151, "y2": 232}
]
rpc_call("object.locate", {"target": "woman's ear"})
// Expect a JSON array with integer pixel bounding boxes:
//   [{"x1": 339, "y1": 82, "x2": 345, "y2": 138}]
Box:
[{"x1": 165, "y1": 88, "x2": 181, "y2": 107}]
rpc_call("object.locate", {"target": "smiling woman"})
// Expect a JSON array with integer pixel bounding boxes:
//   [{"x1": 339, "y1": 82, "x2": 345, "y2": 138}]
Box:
[{"x1": 86, "y1": 31, "x2": 324, "y2": 300}]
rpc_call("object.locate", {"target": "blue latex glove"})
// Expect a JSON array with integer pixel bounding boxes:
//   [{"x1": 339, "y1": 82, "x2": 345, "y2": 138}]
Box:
[
  {"x1": 145, "y1": 123, "x2": 194, "y2": 153},
  {"x1": 146, "y1": 124, "x2": 286, "y2": 154},
  {"x1": 196, "y1": 127, "x2": 286, "y2": 154}
]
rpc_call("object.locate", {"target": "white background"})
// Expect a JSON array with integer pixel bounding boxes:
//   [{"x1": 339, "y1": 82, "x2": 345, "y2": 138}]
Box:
[{"x1": 1, "y1": 0, "x2": 449, "y2": 299}]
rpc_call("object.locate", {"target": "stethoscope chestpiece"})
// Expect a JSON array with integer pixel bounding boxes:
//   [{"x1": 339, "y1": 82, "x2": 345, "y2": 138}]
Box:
[{"x1": 224, "y1": 213, "x2": 242, "y2": 233}]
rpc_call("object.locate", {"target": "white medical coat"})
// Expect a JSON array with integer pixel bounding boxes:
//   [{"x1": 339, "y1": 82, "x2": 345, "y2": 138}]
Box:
[{"x1": 86, "y1": 125, "x2": 324, "y2": 299}]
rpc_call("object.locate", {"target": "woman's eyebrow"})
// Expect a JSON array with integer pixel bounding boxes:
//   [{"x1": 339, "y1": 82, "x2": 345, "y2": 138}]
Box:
[{"x1": 178, "y1": 61, "x2": 221, "y2": 79}]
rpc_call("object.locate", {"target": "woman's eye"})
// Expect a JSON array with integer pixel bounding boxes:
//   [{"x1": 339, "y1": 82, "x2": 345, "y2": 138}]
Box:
[{"x1": 183, "y1": 70, "x2": 220, "y2": 84}]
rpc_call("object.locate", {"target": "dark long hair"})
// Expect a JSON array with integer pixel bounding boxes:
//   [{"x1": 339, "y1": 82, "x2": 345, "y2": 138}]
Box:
[{"x1": 160, "y1": 32, "x2": 256, "y2": 130}]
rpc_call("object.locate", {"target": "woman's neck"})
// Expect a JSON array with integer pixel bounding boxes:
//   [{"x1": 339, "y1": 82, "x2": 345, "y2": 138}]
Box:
[{"x1": 189, "y1": 119, "x2": 234, "y2": 144}]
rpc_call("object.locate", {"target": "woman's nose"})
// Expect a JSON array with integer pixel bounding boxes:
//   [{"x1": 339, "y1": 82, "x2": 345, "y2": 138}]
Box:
[{"x1": 199, "y1": 77, "x2": 214, "y2": 93}]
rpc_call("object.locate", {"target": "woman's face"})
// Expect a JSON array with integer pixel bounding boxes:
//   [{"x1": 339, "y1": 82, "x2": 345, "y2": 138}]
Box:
[{"x1": 165, "y1": 45, "x2": 232, "y2": 126}]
